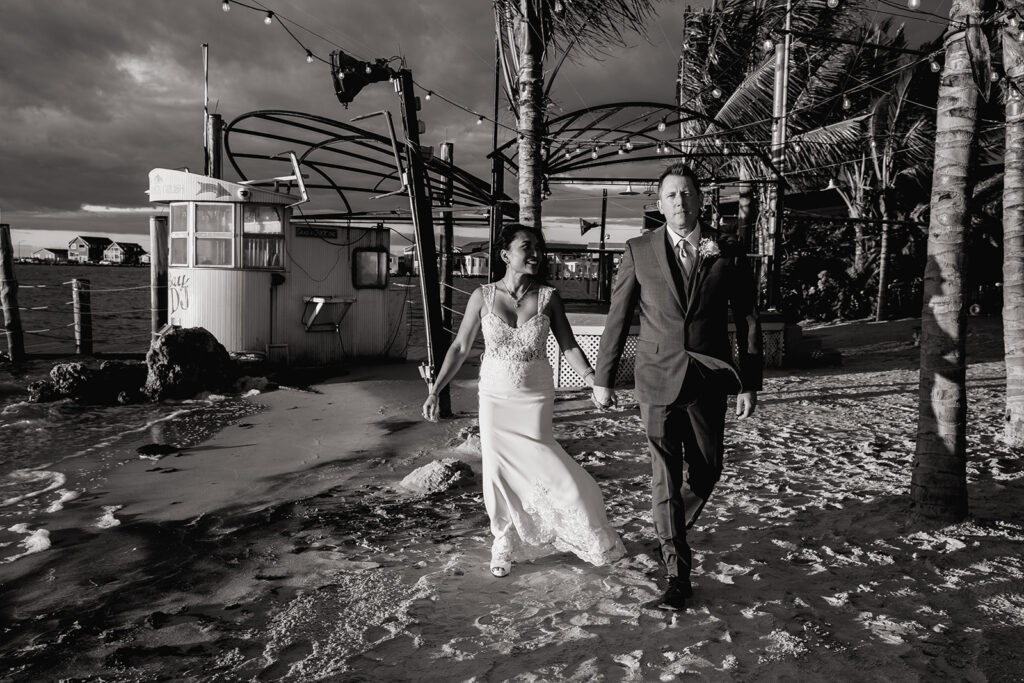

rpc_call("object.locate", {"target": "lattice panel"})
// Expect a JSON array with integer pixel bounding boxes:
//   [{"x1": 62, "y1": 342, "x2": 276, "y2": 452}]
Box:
[
  {"x1": 549, "y1": 329, "x2": 784, "y2": 388},
  {"x1": 728, "y1": 330, "x2": 784, "y2": 368},
  {"x1": 546, "y1": 334, "x2": 638, "y2": 388}
]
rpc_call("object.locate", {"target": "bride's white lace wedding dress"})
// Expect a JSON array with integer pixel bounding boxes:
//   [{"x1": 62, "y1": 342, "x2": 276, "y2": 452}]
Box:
[{"x1": 477, "y1": 283, "x2": 625, "y2": 567}]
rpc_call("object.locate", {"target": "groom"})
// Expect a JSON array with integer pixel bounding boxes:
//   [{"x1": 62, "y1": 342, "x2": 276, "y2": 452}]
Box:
[{"x1": 592, "y1": 161, "x2": 762, "y2": 610}]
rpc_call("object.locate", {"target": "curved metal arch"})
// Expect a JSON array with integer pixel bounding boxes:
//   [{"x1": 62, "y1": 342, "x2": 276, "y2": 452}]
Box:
[
  {"x1": 491, "y1": 101, "x2": 779, "y2": 182},
  {"x1": 223, "y1": 110, "x2": 502, "y2": 217}
]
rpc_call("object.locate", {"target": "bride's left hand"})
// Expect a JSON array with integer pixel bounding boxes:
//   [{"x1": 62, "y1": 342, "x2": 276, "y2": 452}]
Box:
[{"x1": 422, "y1": 393, "x2": 440, "y2": 422}]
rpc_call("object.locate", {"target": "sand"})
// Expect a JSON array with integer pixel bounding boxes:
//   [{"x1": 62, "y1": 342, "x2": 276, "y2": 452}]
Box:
[{"x1": 2, "y1": 316, "x2": 1023, "y2": 681}]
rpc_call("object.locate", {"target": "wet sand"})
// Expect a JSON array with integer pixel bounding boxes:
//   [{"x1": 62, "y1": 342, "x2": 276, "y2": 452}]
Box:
[{"x1": 2, "y1": 316, "x2": 1023, "y2": 681}]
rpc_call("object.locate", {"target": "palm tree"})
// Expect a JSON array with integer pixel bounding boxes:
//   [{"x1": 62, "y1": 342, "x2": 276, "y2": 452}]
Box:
[
  {"x1": 493, "y1": 0, "x2": 656, "y2": 229},
  {"x1": 911, "y1": 0, "x2": 994, "y2": 521},
  {"x1": 867, "y1": 67, "x2": 936, "y2": 321},
  {"x1": 675, "y1": 1, "x2": 909, "y2": 297},
  {"x1": 1003, "y1": 1, "x2": 1024, "y2": 447}
]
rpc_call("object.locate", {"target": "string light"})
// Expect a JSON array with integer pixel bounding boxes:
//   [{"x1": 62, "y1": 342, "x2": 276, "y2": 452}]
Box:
[
  {"x1": 305, "y1": 50, "x2": 314, "y2": 63},
  {"x1": 264, "y1": 11, "x2": 274, "y2": 24},
  {"x1": 476, "y1": 115, "x2": 484, "y2": 125},
  {"x1": 711, "y1": 86, "x2": 723, "y2": 99},
  {"x1": 618, "y1": 145, "x2": 626, "y2": 155},
  {"x1": 657, "y1": 118, "x2": 667, "y2": 132},
  {"x1": 425, "y1": 91, "x2": 432, "y2": 101},
  {"x1": 907, "y1": 0, "x2": 920, "y2": 8},
  {"x1": 591, "y1": 147, "x2": 599, "y2": 159},
  {"x1": 625, "y1": 139, "x2": 633, "y2": 151},
  {"x1": 991, "y1": 71, "x2": 1001, "y2": 83},
  {"x1": 827, "y1": 0, "x2": 840, "y2": 8},
  {"x1": 221, "y1": 0, "x2": 230, "y2": 11},
  {"x1": 842, "y1": 95, "x2": 852, "y2": 110},
  {"x1": 930, "y1": 58, "x2": 941, "y2": 73},
  {"x1": 763, "y1": 38, "x2": 774, "y2": 52}
]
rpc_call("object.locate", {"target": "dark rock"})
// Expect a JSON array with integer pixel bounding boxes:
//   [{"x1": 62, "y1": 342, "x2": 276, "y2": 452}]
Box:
[
  {"x1": 27, "y1": 380, "x2": 59, "y2": 403},
  {"x1": 400, "y1": 458, "x2": 475, "y2": 494},
  {"x1": 144, "y1": 327, "x2": 234, "y2": 401},
  {"x1": 47, "y1": 360, "x2": 148, "y2": 404},
  {"x1": 100, "y1": 360, "x2": 147, "y2": 404},
  {"x1": 50, "y1": 362, "x2": 97, "y2": 400}
]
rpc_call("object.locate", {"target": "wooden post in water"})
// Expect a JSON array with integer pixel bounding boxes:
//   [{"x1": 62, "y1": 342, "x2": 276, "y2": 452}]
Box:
[
  {"x1": 72, "y1": 278, "x2": 93, "y2": 355},
  {"x1": 0, "y1": 224, "x2": 25, "y2": 361},
  {"x1": 150, "y1": 216, "x2": 168, "y2": 334}
]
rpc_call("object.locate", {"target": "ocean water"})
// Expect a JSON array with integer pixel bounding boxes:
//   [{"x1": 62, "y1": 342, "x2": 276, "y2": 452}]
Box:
[{"x1": 0, "y1": 264, "x2": 261, "y2": 564}]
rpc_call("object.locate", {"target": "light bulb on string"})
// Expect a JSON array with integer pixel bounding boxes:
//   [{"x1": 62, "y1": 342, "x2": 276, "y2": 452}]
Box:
[
  {"x1": 476, "y1": 115, "x2": 484, "y2": 125},
  {"x1": 554, "y1": 0, "x2": 564, "y2": 13},
  {"x1": 305, "y1": 50, "x2": 314, "y2": 64},
  {"x1": 721, "y1": 145, "x2": 731, "y2": 155},
  {"x1": 657, "y1": 118, "x2": 667, "y2": 132},
  {"x1": 365, "y1": 64, "x2": 373, "y2": 75},
  {"x1": 655, "y1": 143, "x2": 663, "y2": 154},
  {"x1": 264, "y1": 11, "x2": 274, "y2": 24},
  {"x1": 1010, "y1": 15, "x2": 1020, "y2": 29},
  {"x1": 907, "y1": 0, "x2": 920, "y2": 8},
  {"x1": 992, "y1": 71, "x2": 1002, "y2": 83},
  {"x1": 618, "y1": 145, "x2": 626, "y2": 155},
  {"x1": 591, "y1": 147, "x2": 599, "y2": 159},
  {"x1": 842, "y1": 95, "x2": 852, "y2": 110},
  {"x1": 930, "y1": 59, "x2": 941, "y2": 73},
  {"x1": 221, "y1": 0, "x2": 230, "y2": 11},
  {"x1": 791, "y1": 141, "x2": 801, "y2": 153},
  {"x1": 711, "y1": 86, "x2": 723, "y2": 99},
  {"x1": 625, "y1": 139, "x2": 633, "y2": 151},
  {"x1": 763, "y1": 38, "x2": 774, "y2": 52},
  {"x1": 827, "y1": 0, "x2": 840, "y2": 8},
  {"x1": 425, "y1": 91, "x2": 432, "y2": 101}
]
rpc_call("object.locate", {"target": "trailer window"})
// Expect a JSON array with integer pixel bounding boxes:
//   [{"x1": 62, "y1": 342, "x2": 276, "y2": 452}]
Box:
[
  {"x1": 169, "y1": 203, "x2": 189, "y2": 266},
  {"x1": 242, "y1": 205, "x2": 284, "y2": 269},
  {"x1": 195, "y1": 203, "x2": 234, "y2": 267},
  {"x1": 353, "y1": 248, "x2": 389, "y2": 288}
]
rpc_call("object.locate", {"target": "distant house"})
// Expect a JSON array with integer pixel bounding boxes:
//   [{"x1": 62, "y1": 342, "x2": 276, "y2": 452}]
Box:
[
  {"x1": 68, "y1": 236, "x2": 113, "y2": 263},
  {"x1": 33, "y1": 248, "x2": 69, "y2": 263},
  {"x1": 103, "y1": 241, "x2": 146, "y2": 265},
  {"x1": 139, "y1": 252, "x2": 152, "y2": 265}
]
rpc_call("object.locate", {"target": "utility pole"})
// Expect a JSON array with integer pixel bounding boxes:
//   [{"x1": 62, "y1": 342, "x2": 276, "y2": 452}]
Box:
[
  {"x1": 767, "y1": 0, "x2": 793, "y2": 310},
  {"x1": 395, "y1": 69, "x2": 448, "y2": 397}
]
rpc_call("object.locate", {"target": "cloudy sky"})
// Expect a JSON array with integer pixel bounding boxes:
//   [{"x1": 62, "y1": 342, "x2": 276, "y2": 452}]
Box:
[{"x1": 1, "y1": 0, "x2": 945, "y2": 256}]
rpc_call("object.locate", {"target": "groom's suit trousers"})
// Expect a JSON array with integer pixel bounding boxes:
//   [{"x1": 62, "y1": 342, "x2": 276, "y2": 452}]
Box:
[{"x1": 641, "y1": 368, "x2": 727, "y2": 580}]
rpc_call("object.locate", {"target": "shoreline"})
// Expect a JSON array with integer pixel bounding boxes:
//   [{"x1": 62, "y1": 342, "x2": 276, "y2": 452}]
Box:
[{"x1": 3, "y1": 316, "x2": 1023, "y2": 680}]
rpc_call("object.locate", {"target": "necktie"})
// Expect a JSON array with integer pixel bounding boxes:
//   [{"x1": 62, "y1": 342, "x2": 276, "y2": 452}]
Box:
[{"x1": 678, "y1": 239, "x2": 694, "y2": 280}]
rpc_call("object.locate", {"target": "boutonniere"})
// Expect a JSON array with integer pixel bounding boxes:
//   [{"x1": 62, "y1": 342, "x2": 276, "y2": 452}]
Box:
[{"x1": 698, "y1": 237, "x2": 720, "y2": 259}]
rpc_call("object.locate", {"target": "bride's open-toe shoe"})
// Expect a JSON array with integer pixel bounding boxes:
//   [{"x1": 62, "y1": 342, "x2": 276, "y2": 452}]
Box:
[
  {"x1": 490, "y1": 539, "x2": 512, "y2": 578},
  {"x1": 490, "y1": 560, "x2": 511, "y2": 578}
]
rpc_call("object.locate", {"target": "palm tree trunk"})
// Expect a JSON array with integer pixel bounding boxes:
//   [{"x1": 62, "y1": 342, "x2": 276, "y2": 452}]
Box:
[
  {"x1": 1004, "y1": 2, "x2": 1024, "y2": 447},
  {"x1": 911, "y1": 1, "x2": 986, "y2": 521},
  {"x1": 876, "y1": 191, "x2": 892, "y2": 321},
  {"x1": 515, "y1": 0, "x2": 545, "y2": 230}
]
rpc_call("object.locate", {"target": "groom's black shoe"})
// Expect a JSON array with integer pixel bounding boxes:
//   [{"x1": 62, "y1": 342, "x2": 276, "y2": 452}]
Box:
[{"x1": 658, "y1": 578, "x2": 693, "y2": 611}]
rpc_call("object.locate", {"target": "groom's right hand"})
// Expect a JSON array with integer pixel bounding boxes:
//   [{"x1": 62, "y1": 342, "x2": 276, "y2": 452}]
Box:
[{"x1": 592, "y1": 385, "x2": 617, "y2": 410}]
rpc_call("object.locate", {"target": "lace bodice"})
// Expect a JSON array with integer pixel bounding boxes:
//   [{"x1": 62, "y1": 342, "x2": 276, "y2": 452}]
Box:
[{"x1": 479, "y1": 284, "x2": 553, "y2": 388}]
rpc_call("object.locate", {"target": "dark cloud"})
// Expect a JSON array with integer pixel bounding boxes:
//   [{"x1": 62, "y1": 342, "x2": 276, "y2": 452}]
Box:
[{"x1": 1, "y1": 0, "x2": 943, "y2": 236}]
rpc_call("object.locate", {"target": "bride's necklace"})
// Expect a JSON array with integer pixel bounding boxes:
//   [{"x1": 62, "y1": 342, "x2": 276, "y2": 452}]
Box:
[{"x1": 500, "y1": 279, "x2": 533, "y2": 309}]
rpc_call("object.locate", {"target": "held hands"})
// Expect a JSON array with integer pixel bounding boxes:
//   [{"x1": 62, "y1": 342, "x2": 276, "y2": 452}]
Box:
[
  {"x1": 592, "y1": 385, "x2": 617, "y2": 410},
  {"x1": 736, "y1": 391, "x2": 757, "y2": 419},
  {"x1": 422, "y1": 392, "x2": 440, "y2": 422}
]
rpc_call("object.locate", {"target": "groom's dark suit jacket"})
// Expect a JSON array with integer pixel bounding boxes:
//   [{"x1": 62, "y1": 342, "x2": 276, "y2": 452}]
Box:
[{"x1": 595, "y1": 225, "x2": 763, "y2": 403}]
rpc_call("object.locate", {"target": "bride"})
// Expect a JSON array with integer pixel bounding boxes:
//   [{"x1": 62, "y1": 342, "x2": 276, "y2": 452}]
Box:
[{"x1": 422, "y1": 223, "x2": 625, "y2": 577}]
